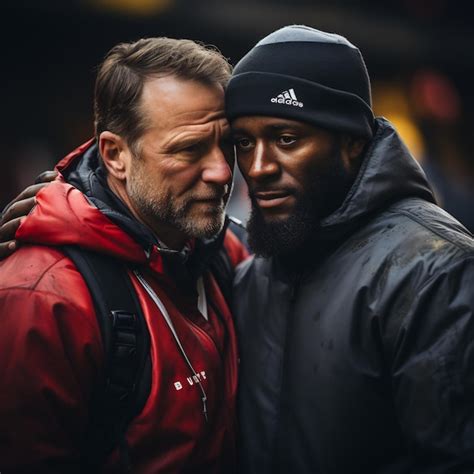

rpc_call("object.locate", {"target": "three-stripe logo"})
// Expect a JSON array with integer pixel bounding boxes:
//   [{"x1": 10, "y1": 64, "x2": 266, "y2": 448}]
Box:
[{"x1": 271, "y1": 88, "x2": 304, "y2": 108}]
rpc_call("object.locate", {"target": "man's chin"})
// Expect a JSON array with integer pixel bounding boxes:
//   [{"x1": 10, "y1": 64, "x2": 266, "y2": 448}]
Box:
[
  {"x1": 247, "y1": 205, "x2": 318, "y2": 258},
  {"x1": 257, "y1": 211, "x2": 291, "y2": 225},
  {"x1": 179, "y1": 211, "x2": 226, "y2": 241}
]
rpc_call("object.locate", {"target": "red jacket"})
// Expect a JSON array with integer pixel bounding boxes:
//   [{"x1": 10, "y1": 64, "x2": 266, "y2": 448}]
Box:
[{"x1": 0, "y1": 141, "x2": 248, "y2": 473}]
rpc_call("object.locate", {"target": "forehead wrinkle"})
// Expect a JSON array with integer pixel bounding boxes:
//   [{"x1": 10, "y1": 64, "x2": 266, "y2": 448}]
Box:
[
  {"x1": 161, "y1": 117, "x2": 229, "y2": 149},
  {"x1": 148, "y1": 108, "x2": 226, "y2": 132},
  {"x1": 168, "y1": 107, "x2": 226, "y2": 122},
  {"x1": 140, "y1": 76, "x2": 226, "y2": 134}
]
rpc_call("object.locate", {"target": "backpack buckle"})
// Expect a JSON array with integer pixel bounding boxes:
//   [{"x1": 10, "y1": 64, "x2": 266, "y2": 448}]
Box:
[{"x1": 111, "y1": 310, "x2": 137, "y2": 330}]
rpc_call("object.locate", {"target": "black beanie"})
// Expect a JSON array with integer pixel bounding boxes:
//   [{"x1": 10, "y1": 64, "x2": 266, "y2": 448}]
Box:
[{"x1": 226, "y1": 25, "x2": 375, "y2": 139}]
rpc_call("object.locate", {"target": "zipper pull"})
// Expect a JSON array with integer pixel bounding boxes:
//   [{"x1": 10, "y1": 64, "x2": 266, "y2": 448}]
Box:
[{"x1": 202, "y1": 394, "x2": 208, "y2": 423}]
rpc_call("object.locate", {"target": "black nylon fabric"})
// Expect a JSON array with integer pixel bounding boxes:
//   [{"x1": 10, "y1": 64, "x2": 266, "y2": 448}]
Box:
[{"x1": 233, "y1": 118, "x2": 474, "y2": 473}]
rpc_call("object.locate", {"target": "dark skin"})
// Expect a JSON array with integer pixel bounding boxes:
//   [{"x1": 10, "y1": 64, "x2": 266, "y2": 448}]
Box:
[{"x1": 0, "y1": 170, "x2": 57, "y2": 258}]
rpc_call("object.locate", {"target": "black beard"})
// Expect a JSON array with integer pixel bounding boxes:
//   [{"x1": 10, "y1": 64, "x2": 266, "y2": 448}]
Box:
[{"x1": 246, "y1": 151, "x2": 355, "y2": 259}]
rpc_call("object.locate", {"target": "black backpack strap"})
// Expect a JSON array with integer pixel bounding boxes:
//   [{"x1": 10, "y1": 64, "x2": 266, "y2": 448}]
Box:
[
  {"x1": 62, "y1": 245, "x2": 151, "y2": 473},
  {"x1": 209, "y1": 245, "x2": 234, "y2": 309},
  {"x1": 209, "y1": 216, "x2": 248, "y2": 308}
]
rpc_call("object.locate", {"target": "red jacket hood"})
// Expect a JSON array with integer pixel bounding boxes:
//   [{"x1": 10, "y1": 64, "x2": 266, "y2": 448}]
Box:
[
  {"x1": 16, "y1": 139, "x2": 154, "y2": 266},
  {"x1": 16, "y1": 180, "x2": 148, "y2": 265}
]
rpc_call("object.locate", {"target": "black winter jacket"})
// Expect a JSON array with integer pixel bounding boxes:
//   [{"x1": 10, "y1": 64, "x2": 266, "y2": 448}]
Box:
[{"x1": 233, "y1": 118, "x2": 474, "y2": 473}]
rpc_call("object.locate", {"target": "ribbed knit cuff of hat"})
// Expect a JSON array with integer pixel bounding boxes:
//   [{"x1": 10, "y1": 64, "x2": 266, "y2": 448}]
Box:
[{"x1": 225, "y1": 25, "x2": 375, "y2": 139}]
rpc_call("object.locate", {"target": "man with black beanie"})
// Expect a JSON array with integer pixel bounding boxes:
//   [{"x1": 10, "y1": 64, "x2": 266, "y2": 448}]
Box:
[{"x1": 227, "y1": 25, "x2": 474, "y2": 473}]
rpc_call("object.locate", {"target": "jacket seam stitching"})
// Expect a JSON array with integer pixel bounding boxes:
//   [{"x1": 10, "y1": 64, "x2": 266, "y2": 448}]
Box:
[
  {"x1": 1, "y1": 254, "x2": 71, "y2": 292},
  {"x1": 386, "y1": 206, "x2": 473, "y2": 253},
  {"x1": 30, "y1": 255, "x2": 72, "y2": 290}
]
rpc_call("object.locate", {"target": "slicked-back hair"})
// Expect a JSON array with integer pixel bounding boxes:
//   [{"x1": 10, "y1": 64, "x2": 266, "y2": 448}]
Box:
[{"x1": 94, "y1": 37, "x2": 232, "y2": 155}]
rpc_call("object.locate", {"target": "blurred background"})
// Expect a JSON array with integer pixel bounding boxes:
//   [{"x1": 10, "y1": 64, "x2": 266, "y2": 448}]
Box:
[{"x1": 1, "y1": 0, "x2": 473, "y2": 231}]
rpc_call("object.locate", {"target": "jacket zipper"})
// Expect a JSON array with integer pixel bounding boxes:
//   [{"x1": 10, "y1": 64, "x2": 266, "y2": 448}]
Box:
[
  {"x1": 134, "y1": 270, "x2": 209, "y2": 423},
  {"x1": 269, "y1": 272, "x2": 302, "y2": 471}
]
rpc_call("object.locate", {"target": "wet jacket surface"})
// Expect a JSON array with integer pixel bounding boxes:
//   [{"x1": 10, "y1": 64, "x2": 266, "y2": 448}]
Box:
[
  {"x1": 233, "y1": 119, "x2": 474, "y2": 473},
  {"x1": 0, "y1": 141, "x2": 248, "y2": 473}
]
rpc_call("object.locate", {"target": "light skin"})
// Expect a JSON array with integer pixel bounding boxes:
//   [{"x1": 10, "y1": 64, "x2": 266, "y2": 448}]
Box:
[
  {"x1": 232, "y1": 116, "x2": 365, "y2": 223},
  {"x1": 99, "y1": 76, "x2": 234, "y2": 250}
]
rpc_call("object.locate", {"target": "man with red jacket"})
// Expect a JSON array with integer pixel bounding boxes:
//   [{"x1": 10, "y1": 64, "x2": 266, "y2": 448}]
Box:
[{"x1": 0, "y1": 37, "x2": 247, "y2": 472}]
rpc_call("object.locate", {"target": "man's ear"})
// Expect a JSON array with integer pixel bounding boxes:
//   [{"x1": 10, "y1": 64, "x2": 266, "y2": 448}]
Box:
[
  {"x1": 340, "y1": 136, "x2": 367, "y2": 171},
  {"x1": 98, "y1": 131, "x2": 131, "y2": 180}
]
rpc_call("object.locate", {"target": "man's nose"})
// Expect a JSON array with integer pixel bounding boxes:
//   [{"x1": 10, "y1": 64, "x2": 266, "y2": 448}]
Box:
[
  {"x1": 201, "y1": 146, "x2": 233, "y2": 186},
  {"x1": 247, "y1": 143, "x2": 279, "y2": 181}
]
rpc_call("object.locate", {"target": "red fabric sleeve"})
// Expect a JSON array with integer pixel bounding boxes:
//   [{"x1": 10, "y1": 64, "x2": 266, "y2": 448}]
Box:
[
  {"x1": 0, "y1": 287, "x2": 103, "y2": 473},
  {"x1": 223, "y1": 229, "x2": 250, "y2": 269}
]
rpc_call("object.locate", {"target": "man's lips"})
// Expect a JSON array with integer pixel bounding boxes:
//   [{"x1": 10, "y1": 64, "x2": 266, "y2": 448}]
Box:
[
  {"x1": 193, "y1": 195, "x2": 225, "y2": 205},
  {"x1": 252, "y1": 190, "x2": 293, "y2": 209}
]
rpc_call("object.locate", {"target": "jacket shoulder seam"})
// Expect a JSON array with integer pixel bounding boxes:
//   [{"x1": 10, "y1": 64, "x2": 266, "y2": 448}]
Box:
[
  {"x1": 3, "y1": 252, "x2": 75, "y2": 292},
  {"x1": 387, "y1": 206, "x2": 473, "y2": 254},
  {"x1": 30, "y1": 253, "x2": 73, "y2": 291}
]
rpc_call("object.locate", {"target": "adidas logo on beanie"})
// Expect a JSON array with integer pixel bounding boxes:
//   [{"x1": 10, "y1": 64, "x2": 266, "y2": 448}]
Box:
[
  {"x1": 225, "y1": 25, "x2": 375, "y2": 139},
  {"x1": 271, "y1": 88, "x2": 304, "y2": 108}
]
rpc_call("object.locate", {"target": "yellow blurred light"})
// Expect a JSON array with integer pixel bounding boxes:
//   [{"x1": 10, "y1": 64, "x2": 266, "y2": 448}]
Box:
[
  {"x1": 373, "y1": 83, "x2": 426, "y2": 162},
  {"x1": 385, "y1": 114, "x2": 426, "y2": 163},
  {"x1": 373, "y1": 84, "x2": 410, "y2": 116},
  {"x1": 90, "y1": 0, "x2": 173, "y2": 16}
]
